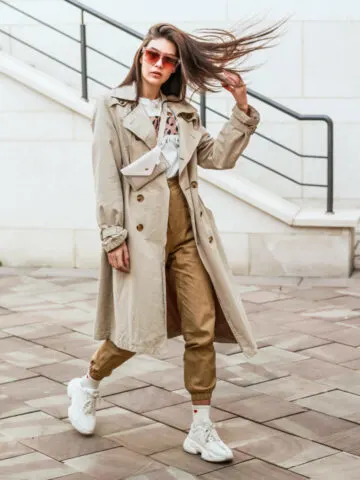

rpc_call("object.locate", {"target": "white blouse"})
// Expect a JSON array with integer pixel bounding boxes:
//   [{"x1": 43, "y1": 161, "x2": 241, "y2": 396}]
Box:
[{"x1": 139, "y1": 96, "x2": 180, "y2": 179}]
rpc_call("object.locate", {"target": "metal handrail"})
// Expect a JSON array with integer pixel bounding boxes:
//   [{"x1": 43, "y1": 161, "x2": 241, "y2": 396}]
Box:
[{"x1": 0, "y1": 0, "x2": 334, "y2": 213}]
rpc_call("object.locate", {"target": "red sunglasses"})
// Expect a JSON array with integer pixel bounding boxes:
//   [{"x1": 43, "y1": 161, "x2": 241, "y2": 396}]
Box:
[{"x1": 142, "y1": 47, "x2": 180, "y2": 70}]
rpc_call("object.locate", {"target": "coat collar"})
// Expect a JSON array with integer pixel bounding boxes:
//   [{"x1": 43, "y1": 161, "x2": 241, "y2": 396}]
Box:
[{"x1": 109, "y1": 83, "x2": 202, "y2": 171}]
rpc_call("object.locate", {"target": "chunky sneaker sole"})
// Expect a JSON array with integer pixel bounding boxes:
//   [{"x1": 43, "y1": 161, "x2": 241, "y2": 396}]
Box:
[
  {"x1": 67, "y1": 378, "x2": 97, "y2": 436},
  {"x1": 183, "y1": 435, "x2": 234, "y2": 463}
]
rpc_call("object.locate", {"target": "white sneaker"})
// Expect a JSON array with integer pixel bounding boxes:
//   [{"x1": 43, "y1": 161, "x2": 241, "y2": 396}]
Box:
[
  {"x1": 67, "y1": 377, "x2": 99, "y2": 435},
  {"x1": 183, "y1": 421, "x2": 234, "y2": 463}
]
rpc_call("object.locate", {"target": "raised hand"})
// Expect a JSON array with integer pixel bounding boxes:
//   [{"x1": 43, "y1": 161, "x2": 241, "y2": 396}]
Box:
[{"x1": 221, "y1": 70, "x2": 249, "y2": 114}]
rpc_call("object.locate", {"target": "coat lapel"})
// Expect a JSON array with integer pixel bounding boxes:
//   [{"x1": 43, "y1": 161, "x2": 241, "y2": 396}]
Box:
[
  {"x1": 177, "y1": 117, "x2": 202, "y2": 176},
  {"x1": 122, "y1": 103, "x2": 157, "y2": 151},
  {"x1": 110, "y1": 84, "x2": 203, "y2": 163}
]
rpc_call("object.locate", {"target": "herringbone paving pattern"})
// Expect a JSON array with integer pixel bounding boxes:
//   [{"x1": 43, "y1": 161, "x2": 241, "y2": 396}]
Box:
[{"x1": 1, "y1": 268, "x2": 360, "y2": 479}]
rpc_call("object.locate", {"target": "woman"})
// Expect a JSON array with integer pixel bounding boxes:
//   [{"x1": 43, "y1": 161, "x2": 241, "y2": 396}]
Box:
[{"x1": 68, "y1": 22, "x2": 277, "y2": 463}]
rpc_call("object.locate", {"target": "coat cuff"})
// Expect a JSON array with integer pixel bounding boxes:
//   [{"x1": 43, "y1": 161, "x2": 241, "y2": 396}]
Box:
[
  {"x1": 100, "y1": 226, "x2": 128, "y2": 253},
  {"x1": 232, "y1": 104, "x2": 260, "y2": 134}
]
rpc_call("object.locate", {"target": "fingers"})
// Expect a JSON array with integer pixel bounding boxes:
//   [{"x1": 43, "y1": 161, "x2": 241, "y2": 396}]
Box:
[
  {"x1": 107, "y1": 244, "x2": 130, "y2": 273},
  {"x1": 122, "y1": 244, "x2": 130, "y2": 271},
  {"x1": 222, "y1": 71, "x2": 246, "y2": 89}
]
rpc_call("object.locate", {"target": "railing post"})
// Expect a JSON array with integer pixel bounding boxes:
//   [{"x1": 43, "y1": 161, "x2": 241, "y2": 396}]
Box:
[
  {"x1": 326, "y1": 119, "x2": 334, "y2": 214},
  {"x1": 80, "y1": 9, "x2": 88, "y2": 101},
  {"x1": 200, "y1": 92, "x2": 206, "y2": 127}
]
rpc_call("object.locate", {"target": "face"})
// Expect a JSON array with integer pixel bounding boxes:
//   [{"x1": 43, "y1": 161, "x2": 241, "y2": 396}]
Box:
[{"x1": 140, "y1": 37, "x2": 179, "y2": 88}]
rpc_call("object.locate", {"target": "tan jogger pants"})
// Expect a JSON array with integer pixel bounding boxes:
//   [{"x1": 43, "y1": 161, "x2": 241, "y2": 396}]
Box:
[{"x1": 89, "y1": 175, "x2": 217, "y2": 401}]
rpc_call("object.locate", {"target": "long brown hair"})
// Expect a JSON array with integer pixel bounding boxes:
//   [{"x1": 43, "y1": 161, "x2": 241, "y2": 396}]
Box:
[{"x1": 120, "y1": 21, "x2": 284, "y2": 101}]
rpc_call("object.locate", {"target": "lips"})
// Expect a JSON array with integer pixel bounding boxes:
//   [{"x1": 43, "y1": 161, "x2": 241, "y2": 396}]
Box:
[{"x1": 150, "y1": 71, "x2": 162, "y2": 78}]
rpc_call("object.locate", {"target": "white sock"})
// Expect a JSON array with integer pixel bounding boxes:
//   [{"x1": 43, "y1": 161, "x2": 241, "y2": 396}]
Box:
[
  {"x1": 80, "y1": 372, "x2": 100, "y2": 390},
  {"x1": 192, "y1": 404, "x2": 211, "y2": 425}
]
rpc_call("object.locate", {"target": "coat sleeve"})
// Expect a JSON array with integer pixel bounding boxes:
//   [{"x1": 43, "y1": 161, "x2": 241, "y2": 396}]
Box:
[
  {"x1": 91, "y1": 95, "x2": 128, "y2": 253},
  {"x1": 197, "y1": 103, "x2": 260, "y2": 170}
]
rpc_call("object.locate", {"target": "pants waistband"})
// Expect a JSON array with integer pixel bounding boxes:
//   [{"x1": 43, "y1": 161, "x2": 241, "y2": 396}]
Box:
[{"x1": 167, "y1": 174, "x2": 180, "y2": 187}]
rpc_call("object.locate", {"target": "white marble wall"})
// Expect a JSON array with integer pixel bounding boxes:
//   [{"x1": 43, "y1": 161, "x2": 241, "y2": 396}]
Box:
[
  {"x1": 0, "y1": 0, "x2": 359, "y2": 206},
  {"x1": 0, "y1": 72, "x2": 353, "y2": 276}
]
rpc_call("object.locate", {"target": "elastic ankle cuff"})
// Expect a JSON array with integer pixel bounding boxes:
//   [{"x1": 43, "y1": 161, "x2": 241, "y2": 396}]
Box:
[{"x1": 191, "y1": 392, "x2": 212, "y2": 402}]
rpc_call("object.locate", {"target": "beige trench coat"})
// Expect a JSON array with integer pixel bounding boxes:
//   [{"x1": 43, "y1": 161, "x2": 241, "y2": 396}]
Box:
[{"x1": 91, "y1": 83, "x2": 260, "y2": 358}]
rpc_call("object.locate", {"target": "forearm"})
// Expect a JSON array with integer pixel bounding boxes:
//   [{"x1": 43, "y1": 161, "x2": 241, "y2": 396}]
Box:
[
  {"x1": 92, "y1": 95, "x2": 127, "y2": 253},
  {"x1": 197, "y1": 103, "x2": 260, "y2": 170}
]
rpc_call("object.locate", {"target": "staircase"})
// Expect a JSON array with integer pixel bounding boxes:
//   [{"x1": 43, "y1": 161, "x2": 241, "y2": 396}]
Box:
[{"x1": 0, "y1": 0, "x2": 359, "y2": 277}]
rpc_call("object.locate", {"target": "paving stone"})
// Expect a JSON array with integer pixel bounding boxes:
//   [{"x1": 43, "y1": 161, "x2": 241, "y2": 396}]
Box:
[
  {"x1": 0, "y1": 312, "x2": 48, "y2": 328},
  {"x1": 218, "y1": 394, "x2": 306, "y2": 422},
  {"x1": 238, "y1": 290, "x2": 292, "y2": 304},
  {"x1": 33, "y1": 332, "x2": 99, "y2": 357},
  {"x1": 0, "y1": 436, "x2": 33, "y2": 461},
  {"x1": 132, "y1": 367, "x2": 184, "y2": 391},
  {"x1": 300, "y1": 342, "x2": 360, "y2": 364},
  {"x1": 216, "y1": 363, "x2": 288, "y2": 387},
  {"x1": 212, "y1": 417, "x2": 278, "y2": 449},
  {"x1": 31, "y1": 359, "x2": 90, "y2": 383},
  {"x1": 295, "y1": 390, "x2": 360, "y2": 423},
  {"x1": 64, "y1": 447, "x2": 163, "y2": 480},
  {"x1": 301, "y1": 307, "x2": 360, "y2": 321},
  {"x1": 0, "y1": 344, "x2": 73, "y2": 368},
  {"x1": 0, "y1": 452, "x2": 75, "y2": 479},
  {"x1": 315, "y1": 327, "x2": 360, "y2": 347},
  {"x1": 3, "y1": 270, "x2": 360, "y2": 479},
  {"x1": 0, "y1": 376, "x2": 64, "y2": 401},
  {"x1": 151, "y1": 447, "x2": 251, "y2": 476},
  {"x1": 292, "y1": 452, "x2": 360, "y2": 479},
  {"x1": 144, "y1": 402, "x2": 234, "y2": 431},
  {"x1": 26, "y1": 393, "x2": 113, "y2": 419},
  {"x1": 256, "y1": 332, "x2": 331, "y2": 351},
  {"x1": 36, "y1": 290, "x2": 94, "y2": 305},
  {"x1": 100, "y1": 376, "x2": 149, "y2": 397},
  {"x1": 283, "y1": 318, "x2": 345, "y2": 335},
  {"x1": 107, "y1": 422, "x2": 185, "y2": 455},
  {"x1": 320, "y1": 370, "x2": 360, "y2": 395},
  {"x1": 290, "y1": 287, "x2": 343, "y2": 301},
  {"x1": 325, "y1": 295, "x2": 360, "y2": 309},
  {"x1": 249, "y1": 375, "x2": 333, "y2": 401},
  {"x1": 342, "y1": 357, "x2": 360, "y2": 369},
  {"x1": 201, "y1": 458, "x2": 309, "y2": 479},
  {"x1": 0, "y1": 395, "x2": 38, "y2": 419},
  {"x1": 52, "y1": 474, "x2": 95, "y2": 480},
  {"x1": 271, "y1": 358, "x2": 351, "y2": 381},
  {"x1": 335, "y1": 288, "x2": 360, "y2": 298},
  {"x1": 93, "y1": 406, "x2": 155, "y2": 436},
  {"x1": 0, "y1": 307, "x2": 11, "y2": 315},
  {"x1": 266, "y1": 297, "x2": 320, "y2": 312},
  {"x1": 236, "y1": 430, "x2": 336, "y2": 468},
  {"x1": 0, "y1": 361, "x2": 38, "y2": 384},
  {"x1": 3, "y1": 322, "x2": 70, "y2": 340},
  {"x1": 0, "y1": 411, "x2": 72, "y2": 440},
  {"x1": 234, "y1": 346, "x2": 309, "y2": 366},
  {"x1": 106, "y1": 385, "x2": 187, "y2": 414},
  {"x1": 20, "y1": 429, "x2": 118, "y2": 461},
  {"x1": 0, "y1": 336, "x2": 36, "y2": 353},
  {"x1": 266, "y1": 410, "x2": 358, "y2": 442},
  {"x1": 126, "y1": 468, "x2": 199, "y2": 480}
]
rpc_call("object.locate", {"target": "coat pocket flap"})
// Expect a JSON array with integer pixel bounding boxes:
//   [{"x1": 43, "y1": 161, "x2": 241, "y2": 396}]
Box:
[{"x1": 121, "y1": 146, "x2": 162, "y2": 177}]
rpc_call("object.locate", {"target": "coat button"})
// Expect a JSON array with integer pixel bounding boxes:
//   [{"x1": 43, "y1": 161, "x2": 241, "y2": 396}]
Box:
[
  {"x1": 200, "y1": 211, "x2": 203, "y2": 217},
  {"x1": 137, "y1": 224, "x2": 144, "y2": 232},
  {"x1": 208, "y1": 235, "x2": 213, "y2": 243},
  {"x1": 191, "y1": 181, "x2": 198, "y2": 188},
  {"x1": 137, "y1": 194, "x2": 144, "y2": 202}
]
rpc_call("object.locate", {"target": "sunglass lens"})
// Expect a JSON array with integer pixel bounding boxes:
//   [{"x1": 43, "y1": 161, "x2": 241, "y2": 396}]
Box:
[
  {"x1": 144, "y1": 49, "x2": 160, "y2": 65},
  {"x1": 163, "y1": 56, "x2": 178, "y2": 69}
]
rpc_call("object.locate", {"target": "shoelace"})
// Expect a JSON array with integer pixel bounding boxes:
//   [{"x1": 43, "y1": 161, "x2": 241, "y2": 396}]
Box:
[
  {"x1": 203, "y1": 423, "x2": 221, "y2": 443},
  {"x1": 83, "y1": 389, "x2": 100, "y2": 415}
]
